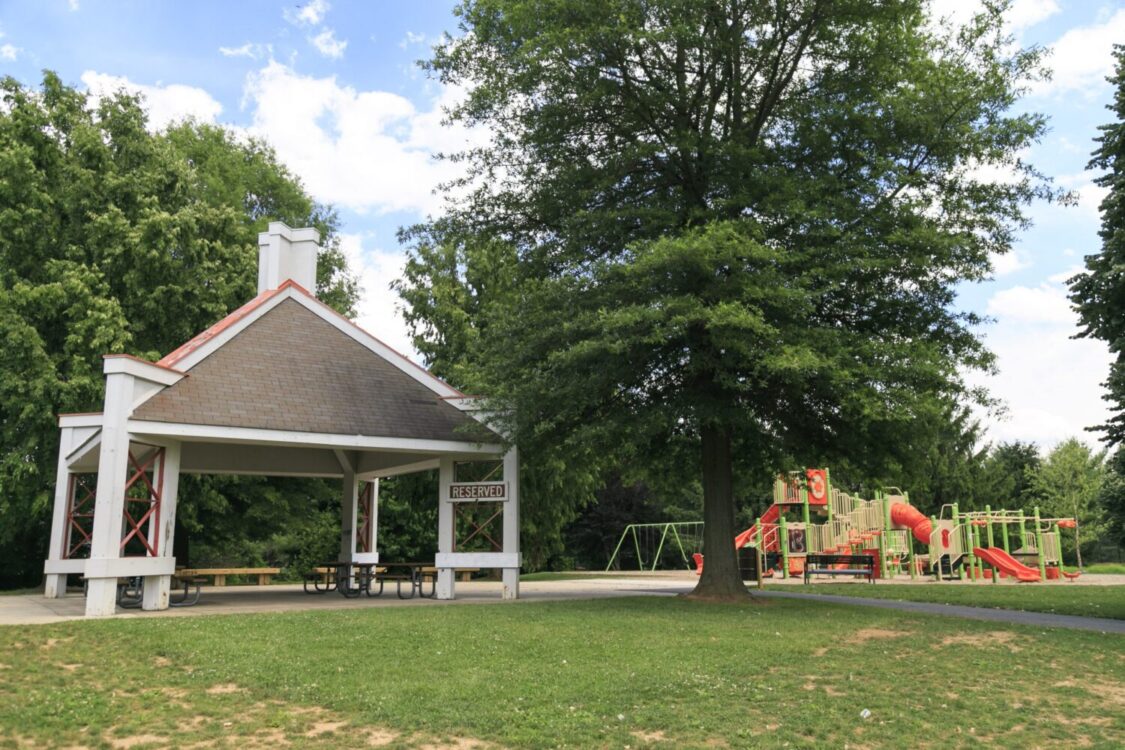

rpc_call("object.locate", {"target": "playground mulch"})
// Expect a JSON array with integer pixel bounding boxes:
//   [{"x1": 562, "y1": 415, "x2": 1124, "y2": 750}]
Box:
[
  {"x1": 1, "y1": 597, "x2": 1121, "y2": 749},
  {"x1": 796, "y1": 582, "x2": 1125, "y2": 620}
]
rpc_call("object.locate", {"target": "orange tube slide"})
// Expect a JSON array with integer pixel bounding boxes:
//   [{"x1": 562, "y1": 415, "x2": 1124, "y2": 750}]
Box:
[{"x1": 890, "y1": 502, "x2": 932, "y2": 545}]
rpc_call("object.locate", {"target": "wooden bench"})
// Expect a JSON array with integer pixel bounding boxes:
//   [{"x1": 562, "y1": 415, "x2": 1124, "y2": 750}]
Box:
[
  {"x1": 420, "y1": 566, "x2": 479, "y2": 582},
  {"x1": 175, "y1": 567, "x2": 281, "y2": 586},
  {"x1": 803, "y1": 554, "x2": 876, "y2": 584}
]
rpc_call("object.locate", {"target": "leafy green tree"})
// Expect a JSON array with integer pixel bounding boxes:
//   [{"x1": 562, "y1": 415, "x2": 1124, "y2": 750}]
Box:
[
  {"x1": 978, "y1": 441, "x2": 1040, "y2": 509},
  {"x1": 1028, "y1": 439, "x2": 1107, "y2": 568},
  {"x1": 399, "y1": 1, "x2": 1057, "y2": 597},
  {"x1": 0, "y1": 72, "x2": 357, "y2": 588}
]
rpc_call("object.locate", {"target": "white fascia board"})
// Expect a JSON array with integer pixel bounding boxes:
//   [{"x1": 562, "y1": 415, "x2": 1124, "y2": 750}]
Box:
[
  {"x1": 127, "y1": 419, "x2": 505, "y2": 455},
  {"x1": 363, "y1": 458, "x2": 441, "y2": 480},
  {"x1": 65, "y1": 429, "x2": 102, "y2": 468},
  {"x1": 58, "y1": 414, "x2": 104, "y2": 428},
  {"x1": 103, "y1": 355, "x2": 185, "y2": 386},
  {"x1": 285, "y1": 290, "x2": 464, "y2": 400},
  {"x1": 166, "y1": 290, "x2": 291, "y2": 372}
]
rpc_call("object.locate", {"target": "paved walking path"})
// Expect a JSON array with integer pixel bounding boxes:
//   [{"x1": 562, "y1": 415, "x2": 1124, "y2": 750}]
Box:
[
  {"x1": 756, "y1": 590, "x2": 1125, "y2": 634},
  {"x1": 3, "y1": 574, "x2": 1123, "y2": 633}
]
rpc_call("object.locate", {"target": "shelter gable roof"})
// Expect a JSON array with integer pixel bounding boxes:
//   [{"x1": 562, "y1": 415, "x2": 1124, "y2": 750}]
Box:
[{"x1": 133, "y1": 298, "x2": 493, "y2": 442}]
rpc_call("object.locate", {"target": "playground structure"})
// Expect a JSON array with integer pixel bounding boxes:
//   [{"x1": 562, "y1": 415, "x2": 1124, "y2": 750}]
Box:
[{"x1": 687, "y1": 468, "x2": 1081, "y2": 582}]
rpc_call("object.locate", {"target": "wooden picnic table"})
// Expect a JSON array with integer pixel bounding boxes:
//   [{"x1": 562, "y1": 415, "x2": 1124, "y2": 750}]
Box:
[{"x1": 175, "y1": 567, "x2": 281, "y2": 586}]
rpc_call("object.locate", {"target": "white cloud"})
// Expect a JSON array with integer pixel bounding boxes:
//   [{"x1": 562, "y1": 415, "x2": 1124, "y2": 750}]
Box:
[
  {"x1": 1056, "y1": 171, "x2": 1110, "y2": 218},
  {"x1": 400, "y1": 31, "x2": 427, "y2": 49},
  {"x1": 989, "y1": 249, "x2": 1030, "y2": 276},
  {"x1": 1032, "y1": 8, "x2": 1125, "y2": 97},
  {"x1": 220, "y1": 42, "x2": 270, "y2": 60},
  {"x1": 311, "y1": 28, "x2": 347, "y2": 59},
  {"x1": 927, "y1": 0, "x2": 1059, "y2": 36},
  {"x1": 0, "y1": 44, "x2": 18, "y2": 61},
  {"x1": 1005, "y1": 0, "x2": 1060, "y2": 33},
  {"x1": 285, "y1": 0, "x2": 330, "y2": 27},
  {"x1": 242, "y1": 61, "x2": 483, "y2": 215},
  {"x1": 69, "y1": 0, "x2": 79, "y2": 11},
  {"x1": 338, "y1": 233, "x2": 418, "y2": 358},
  {"x1": 1047, "y1": 265, "x2": 1085, "y2": 284},
  {"x1": 80, "y1": 71, "x2": 223, "y2": 130},
  {"x1": 971, "y1": 277, "x2": 1112, "y2": 449},
  {"x1": 986, "y1": 283, "x2": 1073, "y2": 323}
]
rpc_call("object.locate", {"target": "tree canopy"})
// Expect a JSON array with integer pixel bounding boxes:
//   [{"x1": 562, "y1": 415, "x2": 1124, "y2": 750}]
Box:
[
  {"x1": 398, "y1": 0, "x2": 1059, "y2": 596},
  {"x1": 0, "y1": 72, "x2": 357, "y2": 587}
]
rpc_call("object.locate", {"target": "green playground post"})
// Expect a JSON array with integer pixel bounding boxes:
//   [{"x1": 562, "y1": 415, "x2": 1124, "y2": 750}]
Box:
[
  {"x1": 930, "y1": 514, "x2": 940, "y2": 580},
  {"x1": 756, "y1": 516, "x2": 765, "y2": 589},
  {"x1": 1034, "y1": 507, "x2": 1047, "y2": 580},
  {"x1": 985, "y1": 505, "x2": 996, "y2": 584},
  {"x1": 1000, "y1": 516, "x2": 1011, "y2": 555},
  {"x1": 953, "y1": 503, "x2": 965, "y2": 580},
  {"x1": 1018, "y1": 514, "x2": 1027, "y2": 551},
  {"x1": 882, "y1": 492, "x2": 895, "y2": 577},
  {"x1": 668, "y1": 524, "x2": 689, "y2": 568},
  {"x1": 802, "y1": 482, "x2": 812, "y2": 529},
  {"x1": 779, "y1": 514, "x2": 789, "y2": 579},
  {"x1": 650, "y1": 525, "x2": 670, "y2": 572},
  {"x1": 825, "y1": 468, "x2": 834, "y2": 525}
]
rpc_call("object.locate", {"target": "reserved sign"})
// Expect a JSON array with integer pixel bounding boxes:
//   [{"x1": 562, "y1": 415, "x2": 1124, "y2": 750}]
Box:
[{"x1": 449, "y1": 481, "x2": 507, "y2": 501}]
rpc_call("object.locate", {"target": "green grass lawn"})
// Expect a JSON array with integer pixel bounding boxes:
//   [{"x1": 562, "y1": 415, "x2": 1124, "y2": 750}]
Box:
[
  {"x1": 1, "y1": 598, "x2": 1122, "y2": 749},
  {"x1": 796, "y1": 583, "x2": 1125, "y2": 620},
  {"x1": 1084, "y1": 563, "x2": 1125, "y2": 575}
]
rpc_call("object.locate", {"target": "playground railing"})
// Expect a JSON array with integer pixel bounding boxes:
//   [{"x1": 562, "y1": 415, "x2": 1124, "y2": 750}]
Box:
[{"x1": 1042, "y1": 531, "x2": 1061, "y2": 564}]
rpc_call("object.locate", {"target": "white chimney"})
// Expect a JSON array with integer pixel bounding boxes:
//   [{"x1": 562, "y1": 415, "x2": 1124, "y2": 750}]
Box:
[{"x1": 257, "y1": 221, "x2": 319, "y2": 296}]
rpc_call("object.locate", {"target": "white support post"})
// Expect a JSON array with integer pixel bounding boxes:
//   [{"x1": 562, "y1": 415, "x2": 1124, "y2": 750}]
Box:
[
  {"x1": 84, "y1": 371, "x2": 136, "y2": 617},
  {"x1": 501, "y1": 446, "x2": 521, "y2": 600},
  {"x1": 340, "y1": 466, "x2": 359, "y2": 563},
  {"x1": 436, "y1": 457, "x2": 456, "y2": 599},
  {"x1": 43, "y1": 428, "x2": 75, "y2": 599},
  {"x1": 362, "y1": 479, "x2": 379, "y2": 562},
  {"x1": 141, "y1": 442, "x2": 181, "y2": 611}
]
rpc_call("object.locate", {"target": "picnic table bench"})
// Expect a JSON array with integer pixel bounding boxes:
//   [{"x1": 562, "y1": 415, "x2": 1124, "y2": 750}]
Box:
[
  {"x1": 175, "y1": 567, "x2": 281, "y2": 586},
  {"x1": 803, "y1": 554, "x2": 876, "y2": 584}
]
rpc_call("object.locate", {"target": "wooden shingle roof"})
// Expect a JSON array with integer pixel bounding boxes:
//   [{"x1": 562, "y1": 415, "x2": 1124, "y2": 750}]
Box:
[{"x1": 133, "y1": 298, "x2": 494, "y2": 443}]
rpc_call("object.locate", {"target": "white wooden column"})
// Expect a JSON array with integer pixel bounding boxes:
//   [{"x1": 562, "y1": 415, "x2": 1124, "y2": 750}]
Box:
[
  {"x1": 340, "y1": 464, "x2": 359, "y2": 563},
  {"x1": 84, "y1": 370, "x2": 136, "y2": 617},
  {"x1": 43, "y1": 428, "x2": 75, "y2": 598},
  {"x1": 436, "y1": 457, "x2": 456, "y2": 599},
  {"x1": 83, "y1": 357, "x2": 182, "y2": 617},
  {"x1": 141, "y1": 441, "x2": 181, "y2": 610},
  {"x1": 501, "y1": 446, "x2": 521, "y2": 600},
  {"x1": 356, "y1": 479, "x2": 379, "y2": 564}
]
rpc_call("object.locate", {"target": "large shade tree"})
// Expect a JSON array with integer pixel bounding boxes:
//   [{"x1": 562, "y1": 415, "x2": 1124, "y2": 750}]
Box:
[
  {"x1": 0, "y1": 72, "x2": 357, "y2": 587},
  {"x1": 398, "y1": 0, "x2": 1059, "y2": 597}
]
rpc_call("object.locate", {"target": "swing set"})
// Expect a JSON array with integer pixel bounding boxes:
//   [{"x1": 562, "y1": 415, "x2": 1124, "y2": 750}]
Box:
[{"x1": 604, "y1": 522, "x2": 704, "y2": 572}]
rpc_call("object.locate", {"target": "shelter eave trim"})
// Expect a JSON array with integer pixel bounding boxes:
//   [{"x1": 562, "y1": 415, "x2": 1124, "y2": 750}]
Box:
[{"x1": 126, "y1": 419, "x2": 505, "y2": 455}]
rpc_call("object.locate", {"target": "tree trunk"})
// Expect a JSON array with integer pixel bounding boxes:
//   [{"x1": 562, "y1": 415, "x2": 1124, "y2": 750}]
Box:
[{"x1": 685, "y1": 424, "x2": 752, "y2": 600}]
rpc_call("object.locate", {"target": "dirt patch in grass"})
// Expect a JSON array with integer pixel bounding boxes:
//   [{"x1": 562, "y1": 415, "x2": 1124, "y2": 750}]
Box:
[
  {"x1": 107, "y1": 733, "x2": 168, "y2": 749},
  {"x1": 631, "y1": 729, "x2": 668, "y2": 743},
  {"x1": 205, "y1": 683, "x2": 244, "y2": 695},
  {"x1": 1054, "y1": 678, "x2": 1125, "y2": 708},
  {"x1": 940, "y1": 630, "x2": 1025, "y2": 652},
  {"x1": 846, "y1": 627, "x2": 913, "y2": 644}
]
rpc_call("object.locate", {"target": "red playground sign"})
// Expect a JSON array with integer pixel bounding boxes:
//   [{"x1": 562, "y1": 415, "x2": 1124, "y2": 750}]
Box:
[{"x1": 806, "y1": 469, "x2": 828, "y2": 505}]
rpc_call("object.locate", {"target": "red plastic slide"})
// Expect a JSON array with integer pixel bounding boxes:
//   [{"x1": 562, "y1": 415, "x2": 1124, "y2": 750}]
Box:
[
  {"x1": 694, "y1": 504, "x2": 782, "y2": 574},
  {"x1": 735, "y1": 504, "x2": 781, "y2": 550},
  {"x1": 890, "y1": 502, "x2": 932, "y2": 545},
  {"x1": 972, "y1": 547, "x2": 1041, "y2": 582}
]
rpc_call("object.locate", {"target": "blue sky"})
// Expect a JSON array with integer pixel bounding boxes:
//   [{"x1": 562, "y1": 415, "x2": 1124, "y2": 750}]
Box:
[{"x1": 1, "y1": 0, "x2": 1122, "y2": 450}]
